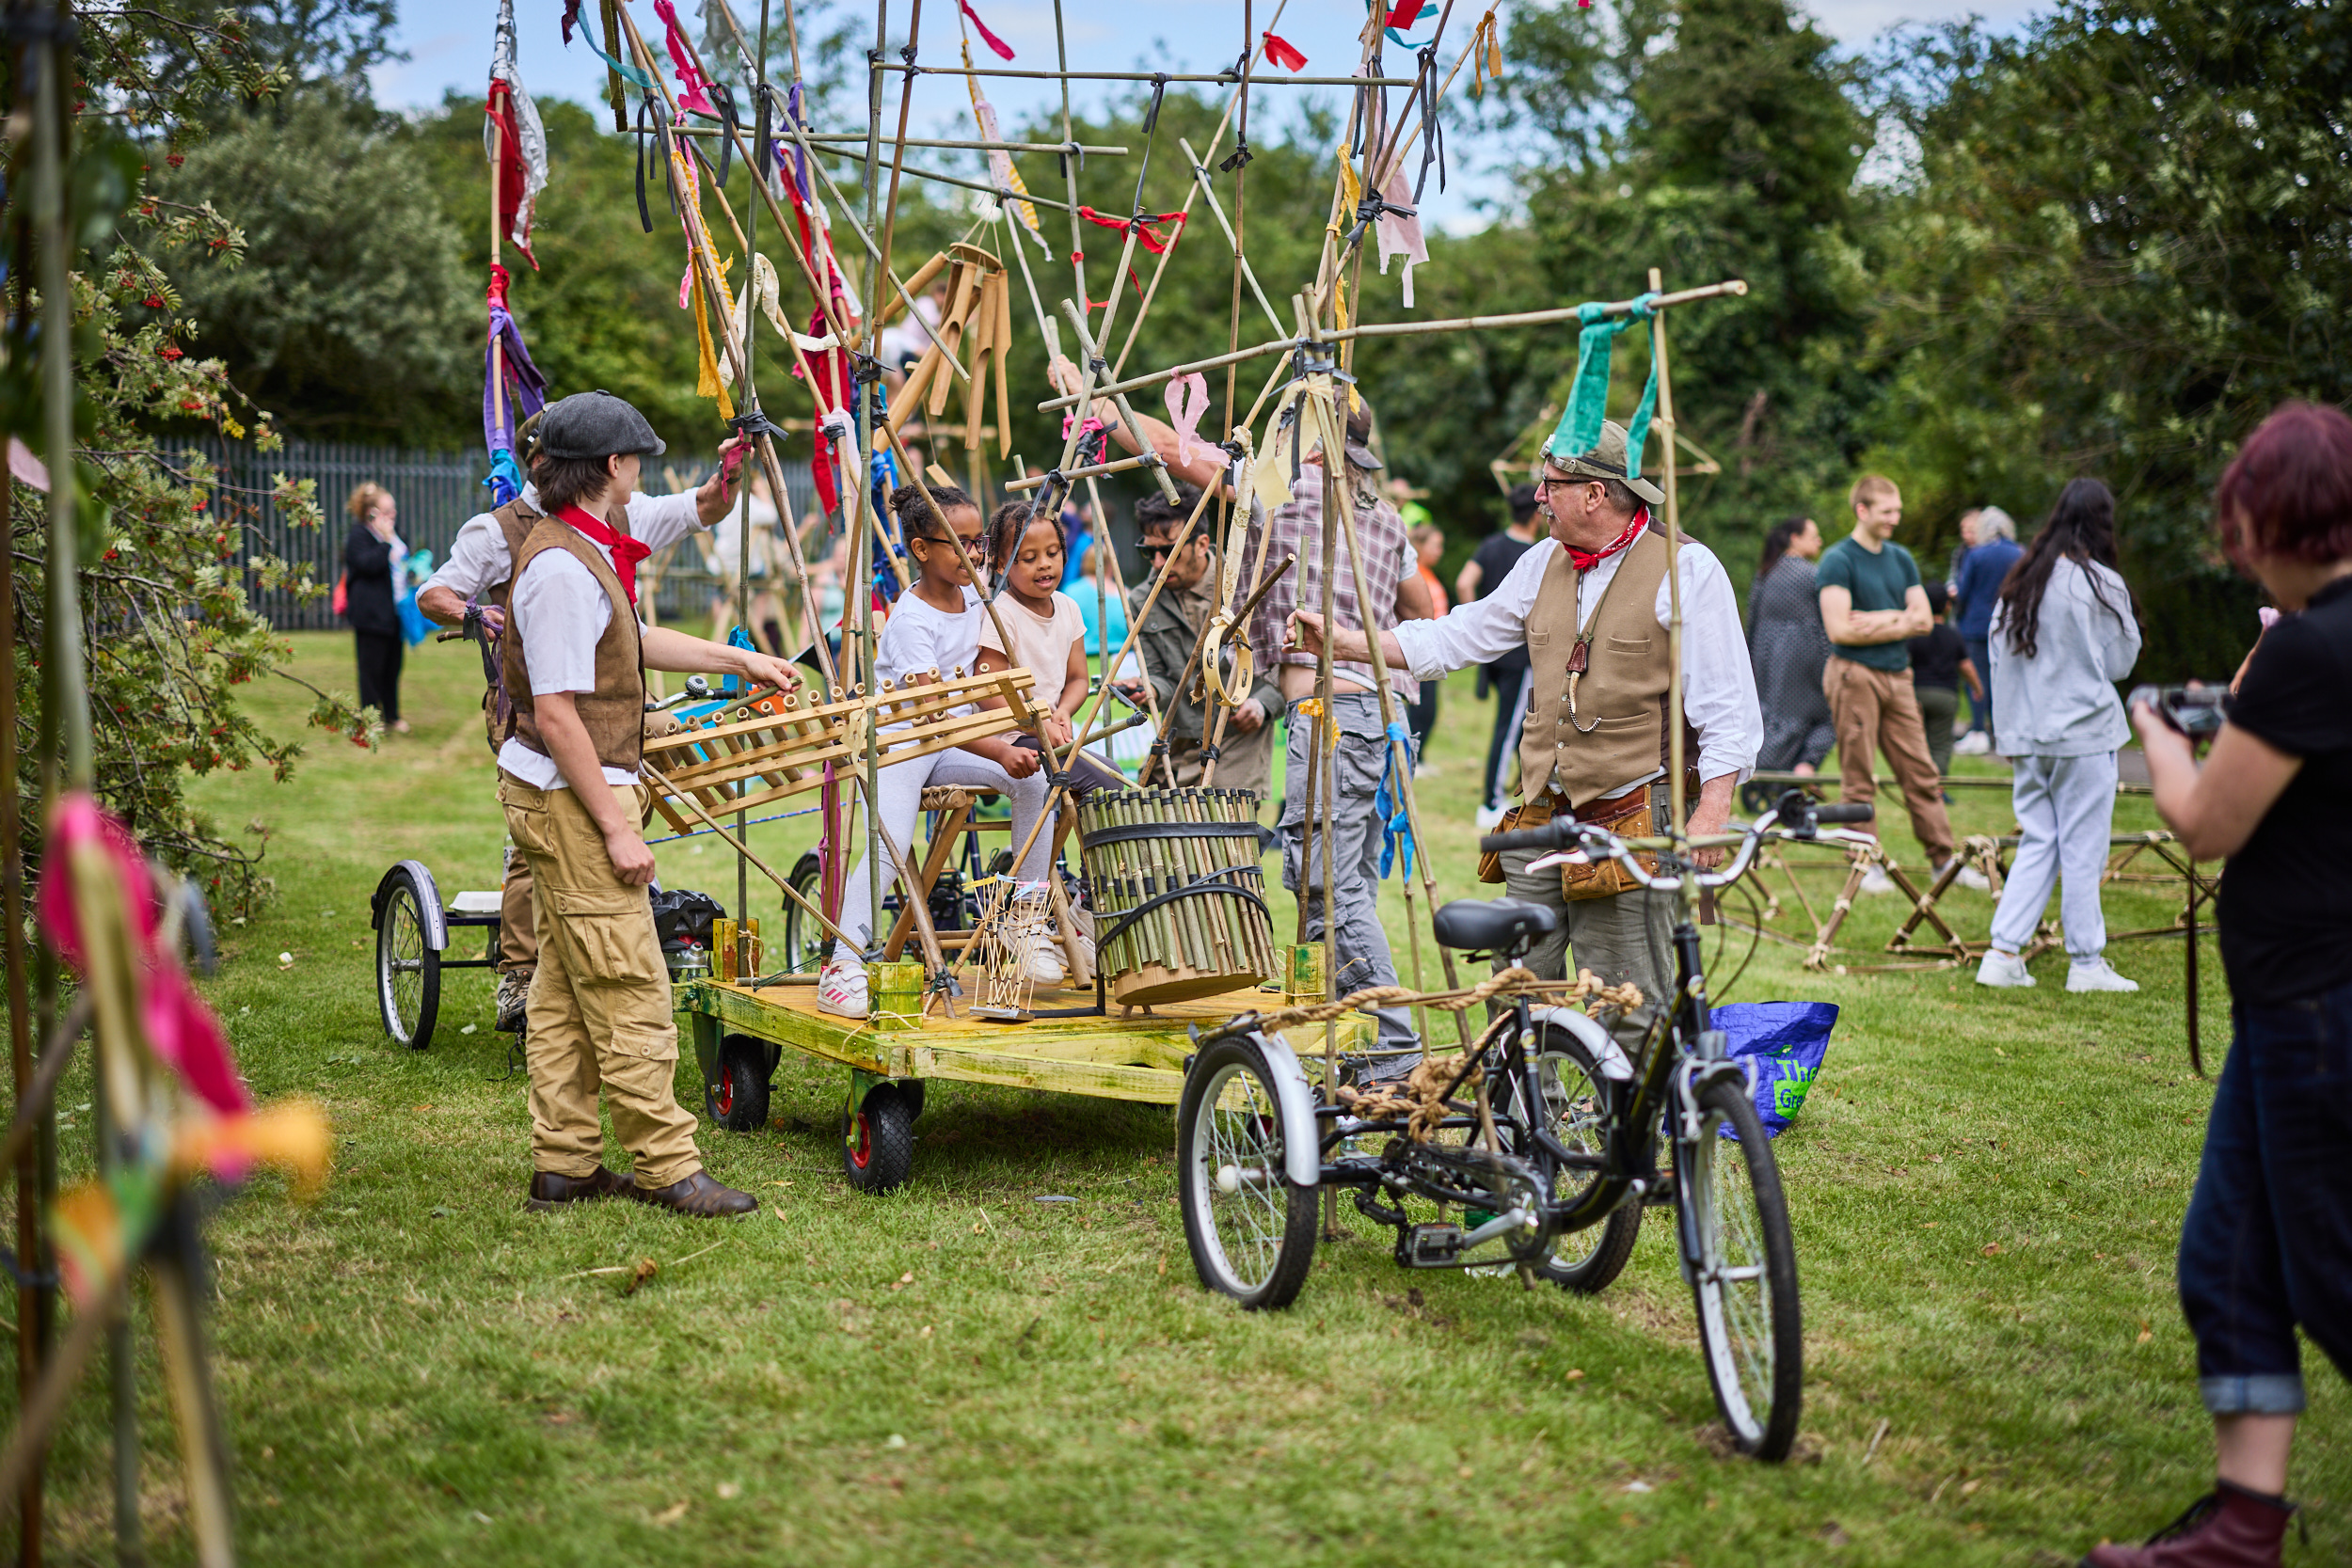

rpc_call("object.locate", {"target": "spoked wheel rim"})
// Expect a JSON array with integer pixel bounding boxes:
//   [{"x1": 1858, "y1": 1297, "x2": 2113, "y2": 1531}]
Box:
[
  {"x1": 1687, "y1": 1103, "x2": 1779, "y2": 1446},
  {"x1": 1533, "y1": 1050, "x2": 1612, "y2": 1274},
  {"x1": 380, "y1": 885, "x2": 427, "y2": 1044},
  {"x1": 1185, "y1": 1063, "x2": 1290, "y2": 1294}
]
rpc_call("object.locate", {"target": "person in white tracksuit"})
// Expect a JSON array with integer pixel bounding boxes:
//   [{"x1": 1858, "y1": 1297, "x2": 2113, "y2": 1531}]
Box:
[{"x1": 1977, "y1": 478, "x2": 2145, "y2": 993}]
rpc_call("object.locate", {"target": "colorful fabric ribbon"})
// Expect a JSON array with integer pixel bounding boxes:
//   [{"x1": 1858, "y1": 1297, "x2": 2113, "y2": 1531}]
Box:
[
  {"x1": 487, "y1": 0, "x2": 548, "y2": 269},
  {"x1": 483, "y1": 268, "x2": 549, "y2": 462},
  {"x1": 1164, "y1": 372, "x2": 1209, "y2": 467},
  {"x1": 1548, "y1": 293, "x2": 1661, "y2": 475},
  {"x1": 1375, "y1": 720, "x2": 1418, "y2": 878},
  {"x1": 1076, "y1": 205, "x2": 1187, "y2": 255},
  {"x1": 960, "y1": 0, "x2": 1016, "y2": 59},
  {"x1": 652, "y1": 0, "x2": 718, "y2": 116},
  {"x1": 559, "y1": 504, "x2": 653, "y2": 607},
  {"x1": 1263, "y1": 30, "x2": 1308, "y2": 71}
]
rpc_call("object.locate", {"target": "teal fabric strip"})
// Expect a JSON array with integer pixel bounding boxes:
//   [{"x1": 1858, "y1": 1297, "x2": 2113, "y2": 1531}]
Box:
[
  {"x1": 586, "y1": 39, "x2": 656, "y2": 94},
  {"x1": 1545, "y1": 292, "x2": 1663, "y2": 470}
]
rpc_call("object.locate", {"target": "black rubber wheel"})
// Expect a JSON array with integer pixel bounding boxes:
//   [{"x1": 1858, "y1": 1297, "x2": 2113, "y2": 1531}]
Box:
[
  {"x1": 1177, "y1": 1035, "x2": 1316, "y2": 1309},
  {"x1": 375, "y1": 868, "x2": 440, "y2": 1050},
  {"x1": 1508, "y1": 1026, "x2": 1641, "y2": 1293},
  {"x1": 705, "y1": 1034, "x2": 772, "y2": 1132},
  {"x1": 1677, "y1": 1076, "x2": 1803, "y2": 1460},
  {"x1": 842, "y1": 1083, "x2": 914, "y2": 1193},
  {"x1": 781, "y1": 852, "x2": 828, "y2": 973}
]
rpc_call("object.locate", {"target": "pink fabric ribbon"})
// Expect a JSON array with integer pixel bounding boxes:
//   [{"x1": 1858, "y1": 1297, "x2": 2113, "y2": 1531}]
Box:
[
  {"x1": 38, "y1": 794, "x2": 248, "y2": 1118},
  {"x1": 652, "y1": 0, "x2": 718, "y2": 117},
  {"x1": 1164, "y1": 372, "x2": 1210, "y2": 468},
  {"x1": 961, "y1": 0, "x2": 1016, "y2": 59}
]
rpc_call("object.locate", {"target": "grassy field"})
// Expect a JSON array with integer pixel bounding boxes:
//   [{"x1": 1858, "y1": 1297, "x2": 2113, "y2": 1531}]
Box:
[{"x1": 23, "y1": 629, "x2": 2347, "y2": 1566}]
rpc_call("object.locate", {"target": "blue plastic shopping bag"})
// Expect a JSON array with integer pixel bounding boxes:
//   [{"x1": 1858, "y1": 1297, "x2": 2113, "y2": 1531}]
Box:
[{"x1": 1711, "y1": 1002, "x2": 1838, "y2": 1137}]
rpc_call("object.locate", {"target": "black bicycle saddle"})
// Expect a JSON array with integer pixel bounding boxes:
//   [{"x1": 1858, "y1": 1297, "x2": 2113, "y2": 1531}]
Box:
[{"x1": 1432, "y1": 897, "x2": 1563, "y2": 956}]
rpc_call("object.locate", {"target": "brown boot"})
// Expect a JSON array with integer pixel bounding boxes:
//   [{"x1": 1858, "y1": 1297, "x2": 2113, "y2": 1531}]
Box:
[
  {"x1": 2083, "y1": 1483, "x2": 2296, "y2": 1568},
  {"x1": 524, "y1": 1165, "x2": 633, "y2": 1212},
  {"x1": 629, "y1": 1170, "x2": 758, "y2": 1217}
]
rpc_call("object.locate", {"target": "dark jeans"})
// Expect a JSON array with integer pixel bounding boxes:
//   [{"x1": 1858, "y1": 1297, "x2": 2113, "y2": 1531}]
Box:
[
  {"x1": 355, "y1": 629, "x2": 404, "y2": 724},
  {"x1": 1964, "y1": 634, "x2": 1993, "y2": 735},
  {"x1": 2177, "y1": 976, "x2": 2352, "y2": 1416},
  {"x1": 1407, "y1": 677, "x2": 1438, "y2": 762},
  {"x1": 1481, "y1": 666, "x2": 1528, "y2": 811}
]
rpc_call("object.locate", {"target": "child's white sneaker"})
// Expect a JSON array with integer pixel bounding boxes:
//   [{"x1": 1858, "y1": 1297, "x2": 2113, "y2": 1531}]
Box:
[
  {"x1": 1937, "y1": 859, "x2": 1993, "y2": 893},
  {"x1": 2066, "y1": 958, "x2": 2140, "y2": 993},
  {"x1": 1858, "y1": 864, "x2": 1897, "y2": 896},
  {"x1": 1975, "y1": 949, "x2": 2035, "y2": 989},
  {"x1": 817, "y1": 955, "x2": 869, "y2": 1018},
  {"x1": 1009, "y1": 899, "x2": 1068, "y2": 985}
]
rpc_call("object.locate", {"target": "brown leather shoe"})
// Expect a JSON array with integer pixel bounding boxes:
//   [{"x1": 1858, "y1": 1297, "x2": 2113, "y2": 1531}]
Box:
[
  {"x1": 524, "y1": 1165, "x2": 633, "y2": 1212},
  {"x1": 629, "y1": 1170, "x2": 758, "y2": 1217},
  {"x1": 2082, "y1": 1483, "x2": 2295, "y2": 1567}
]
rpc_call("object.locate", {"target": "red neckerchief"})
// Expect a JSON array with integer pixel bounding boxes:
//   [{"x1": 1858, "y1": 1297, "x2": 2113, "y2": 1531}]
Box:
[
  {"x1": 558, "y1": 503, "x2": 650, "y2": 609},
  {"x1": 1565, "y1": 506, "x2": 1649, "y2": 573}
]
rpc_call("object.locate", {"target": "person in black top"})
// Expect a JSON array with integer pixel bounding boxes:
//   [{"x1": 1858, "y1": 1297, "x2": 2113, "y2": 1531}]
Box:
[
  {"x1": 341, "y1": 482, "x2": 409, "y2": 734},
  {"x1": 1906, "y1": 581, "x2": 1982, "y2": 783},
  {"x1": 1453, "y1": 483, "x2": 1541, "y2": 827},
  {"x1": 2077, "y1": 402, "x2": 2352, "y2": 1568}
]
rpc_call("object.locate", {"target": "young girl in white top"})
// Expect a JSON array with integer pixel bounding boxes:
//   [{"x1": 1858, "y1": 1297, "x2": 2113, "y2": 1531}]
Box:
[
  {"x1": 819, "y1": 483, "x2": 1062, "y2": 1017},
  {"x1": 974, "y1": 502, "x2": 1127, "y2": 794}
]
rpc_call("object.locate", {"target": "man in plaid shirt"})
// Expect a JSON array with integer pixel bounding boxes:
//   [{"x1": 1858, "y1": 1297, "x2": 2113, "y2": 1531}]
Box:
[{"x1": 1242, "y1": 399, "x2": 1432, "y2": 1078}]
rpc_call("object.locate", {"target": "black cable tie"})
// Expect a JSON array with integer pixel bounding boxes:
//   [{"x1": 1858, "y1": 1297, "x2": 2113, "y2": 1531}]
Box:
[
  {"x1": 900, "y1": 42, "x2": 920, "y2": 73},
  {"x1": 1048, "y1": 769, "x2": 1075, "y2": 791},
  {"x1": 730, "y1": 404, "x2": 787, "y2": 444},
  {"x1": 1148, "y1": 739, "x2": 1170, "y2": 756},
  {"x1": 1221, "y1": 49, "x2": 1248, "y2": 83},
  {"x1": 1200, "y1": 744, "x2": 1220, "y2": 762},
  {"x1": 633, "y1": 102, "x2": 657, "y2": 233},
  {"x1": 710, "y1": 83, "x2": 738, "y2": 184},
  {"x1": 1218, "y1": 140, "x2": 1253, "y2": 174}
]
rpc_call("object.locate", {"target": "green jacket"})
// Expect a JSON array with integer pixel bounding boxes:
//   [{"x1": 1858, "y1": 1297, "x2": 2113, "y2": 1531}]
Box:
[{"x1": 1128, "y1": 574, "x2": 1280, "y2": 746}]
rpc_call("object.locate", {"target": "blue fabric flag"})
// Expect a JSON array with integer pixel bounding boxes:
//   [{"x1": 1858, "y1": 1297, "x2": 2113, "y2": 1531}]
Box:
[{"x1": 1374, "y1": 719, "x2": 1418, "y2": 879}]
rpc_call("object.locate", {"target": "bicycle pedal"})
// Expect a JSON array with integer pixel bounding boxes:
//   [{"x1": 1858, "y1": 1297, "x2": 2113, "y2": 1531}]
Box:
[{"x1": 1400, "y1": 1223, "x2": 1463, "y2": 1268}]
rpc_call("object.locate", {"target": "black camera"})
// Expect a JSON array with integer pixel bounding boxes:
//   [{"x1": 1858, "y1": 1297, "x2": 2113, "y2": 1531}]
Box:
[{"x1": 2126, "y1": 684, "x2": 2229, "y2": 739}]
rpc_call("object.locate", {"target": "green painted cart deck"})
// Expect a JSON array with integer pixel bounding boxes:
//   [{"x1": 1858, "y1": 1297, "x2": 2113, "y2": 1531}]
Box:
[{"x1": 675, "y1": 975, "x2": 1373, "y2": 1104}]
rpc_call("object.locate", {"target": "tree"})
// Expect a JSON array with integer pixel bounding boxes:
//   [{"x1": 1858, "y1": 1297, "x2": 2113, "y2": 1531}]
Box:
[
  {"x1": 1867, "y1": 0, "x2": 2352, "y2": 677},
  {"x1": 158, "y1": 93, "x2": 474, "y2": 440}
]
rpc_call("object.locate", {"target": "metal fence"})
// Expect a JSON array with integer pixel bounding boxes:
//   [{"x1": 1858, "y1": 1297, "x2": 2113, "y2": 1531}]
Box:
[{"x1": 191, "y1": 436, "x2": 821, "y2": 630}]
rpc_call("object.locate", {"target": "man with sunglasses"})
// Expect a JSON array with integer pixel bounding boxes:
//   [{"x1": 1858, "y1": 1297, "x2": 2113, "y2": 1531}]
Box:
[
  {"x1": 1127, "y1": 485, "x2": 1285, "y2": 812},
  {"x1": 1294, "y1": 420, "x2": 1759, "y2": 1059}
]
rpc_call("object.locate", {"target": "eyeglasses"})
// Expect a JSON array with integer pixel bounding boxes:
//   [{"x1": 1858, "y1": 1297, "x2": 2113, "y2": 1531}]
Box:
[
  {"x1": 1141, "y1": 539, "x2": 1191, "y2": 562},
  {"x1": 916, "y1": 532, "x2": 990, "y2": 560},
  {"x1": 1534, "y1": 472, "x2": 1594, "y2": 495}
]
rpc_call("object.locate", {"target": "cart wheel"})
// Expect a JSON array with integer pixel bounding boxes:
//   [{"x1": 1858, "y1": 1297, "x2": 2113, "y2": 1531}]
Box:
[
  {"x1": 704, "y1": 1034, "x2": 772, "y2": 1132},
  {"x1": 842, "y1": 1083, "x2": 914, "y2": 1193},
  {"x1": 780, "y1": 853, "x2": 829, "y2": 974},
  {"x1": 1178, "y1": 1034, "x2": 1316, "y2": 1308},
  {"x1": 897, "y1": 1079, "x2": 926, "y2": 1122},
  {"x1": 375, "y1": 866, "x2": 440, "y2": 1050}
]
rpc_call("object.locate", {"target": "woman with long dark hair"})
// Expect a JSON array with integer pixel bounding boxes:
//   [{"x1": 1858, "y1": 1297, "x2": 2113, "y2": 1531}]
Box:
[
  {"x1": 2074, "y1": 403, "x2": 2352, "y2": 1567},
  {"x1": 1975, "y1": 478, "x2": 2142, "y2": 991},
  {"x1": 1746, "y1": 515, "x2": 1833, "y2": 773}
]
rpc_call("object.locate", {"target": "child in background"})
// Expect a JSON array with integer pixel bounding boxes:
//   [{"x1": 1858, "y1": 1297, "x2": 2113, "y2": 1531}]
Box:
[
  {"x1": 975, "y1": 502, "x2": 1124, "y2": 795},
  {"x1": 1406, "y1": 523, "x2": 1448, "y2": 768},
  {"x1": 818, "y1": 483, "x2": 1062, "y2": 1018},
  {"x1": 1909, "y1": 580, "x2": 1984, "y2": 788}
]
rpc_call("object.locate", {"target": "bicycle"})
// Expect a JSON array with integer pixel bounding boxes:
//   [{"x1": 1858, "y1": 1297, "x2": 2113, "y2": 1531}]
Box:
[{"x1": 1173, "y1": 788, "x2": 1874, "y2": 1460}]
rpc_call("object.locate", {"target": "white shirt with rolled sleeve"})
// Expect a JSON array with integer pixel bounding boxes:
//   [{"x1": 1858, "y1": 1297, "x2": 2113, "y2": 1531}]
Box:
[
  {"x1": 1391, "y1": 536, "x2": 1762, "y2": 795},
  {"x1": 493, "y1": 528, "x2": 652, "y2": 792},
  {"x1": 421, "y1": 483, "x2": 704, "y2": 603}
]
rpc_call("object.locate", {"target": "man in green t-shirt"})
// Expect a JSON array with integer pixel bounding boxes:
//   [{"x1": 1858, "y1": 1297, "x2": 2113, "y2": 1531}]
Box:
[{"x1": 1817, "y1": 475, "x2": 1976, "y2": 894}]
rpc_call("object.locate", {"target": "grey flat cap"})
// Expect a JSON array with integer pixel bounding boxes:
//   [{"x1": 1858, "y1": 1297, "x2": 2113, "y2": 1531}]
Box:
[
  {"x1": 537, "y1": 389, "x2": 666, "y2": 460},
  {"x1": 1542, "y1": 418, "x2": 1664, "y2": 507}
]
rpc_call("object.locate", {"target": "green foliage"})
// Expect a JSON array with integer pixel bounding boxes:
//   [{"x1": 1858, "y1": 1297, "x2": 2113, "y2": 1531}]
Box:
[
  {"x1": 157, "y1": 93, "x2": 474, "y2": 440},
  {"x1": 1863, "y1": 0, "x2": 2352, "y2": 677}
]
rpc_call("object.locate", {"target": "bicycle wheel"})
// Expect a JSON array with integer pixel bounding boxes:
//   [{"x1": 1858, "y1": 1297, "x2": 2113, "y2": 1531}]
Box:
[
  {"x1": 1178, "y1": 1036, "x2": 1315, "y2": 1309},
  {"x1": 1676, "y1": 1076, "x2": 1802, "y2": 1460},
  {"x1": 780, "y1": 853, "x2": 828, "y2": 973},
  {"x1": 375, "y1": 869, "x2": 439, "y2": 1050},
  {"x1": 1520, "y1": 1032, "x2": 1641, "y2": 1293}
]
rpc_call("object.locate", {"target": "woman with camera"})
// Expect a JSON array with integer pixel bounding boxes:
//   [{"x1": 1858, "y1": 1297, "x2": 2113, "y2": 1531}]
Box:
[{"x1": 2080, "y1": 402, "x2": 2352, "y2": 1568}]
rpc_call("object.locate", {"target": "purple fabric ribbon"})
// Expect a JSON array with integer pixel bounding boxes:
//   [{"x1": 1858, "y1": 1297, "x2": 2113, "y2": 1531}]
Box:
[{"x1": 483, "y1": 304, "x2": 549, "y2": 456}]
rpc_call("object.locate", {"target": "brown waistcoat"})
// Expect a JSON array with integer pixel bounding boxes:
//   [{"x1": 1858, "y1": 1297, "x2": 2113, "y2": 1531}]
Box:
[
  {"x1": 478, "y1": 498, "x2": 543, "y2": 752},
  {"x1": 502, "y1": 515, "x2": 646, "y2": 775},
  {"x1": 1518, "y1": 529, "x2": 1676, "y2": 810}
]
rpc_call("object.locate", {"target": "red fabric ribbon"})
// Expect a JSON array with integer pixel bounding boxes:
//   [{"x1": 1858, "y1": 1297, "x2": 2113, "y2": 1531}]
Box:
[
  {"x1": 559, "y1": 504, "x2": 652, "y2": 608},
  {"x1": 1565, "y1": 506, "x2": 1650, "y2": 573},
  {"x1": 38, "y1": 795, "x2": 248, "y2": 1118},
  {"x1": 1263, "y1": 30, "x2": 1308, "y2": 71},
  {"x1": 960, "y1": 0, "x2": 1016, "y2": 58},
  {"x1": 485, "y1": 81, "x2": 539, "y2": 271},
  {"x1": 1075, "y1": 205, "x2": 1188, "y2": 256},
  {"x1": 1387, "y1": 0, "x2": 1427, "y2": 27},
  {"x1": 485, "y1": 261, "x2": 512, "y2": 311}
]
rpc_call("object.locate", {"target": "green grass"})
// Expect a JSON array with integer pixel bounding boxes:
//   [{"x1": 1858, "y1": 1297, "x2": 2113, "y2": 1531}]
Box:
[{"x1": 22, "y1": 630, "x2": 2349, "y2": 1565}]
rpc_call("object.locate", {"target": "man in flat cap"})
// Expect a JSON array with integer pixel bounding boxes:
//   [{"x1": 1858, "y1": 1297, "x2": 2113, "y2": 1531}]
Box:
[
  {"x1": 419, "y1": 401, "x2": 750, "y2": 1036},
  {"x1": 482, "y1": 390, "x2": 796, "y2": 1217},
  {"x1": 1295, "y1": 419, "x2": 1760, "y2": 1060}
]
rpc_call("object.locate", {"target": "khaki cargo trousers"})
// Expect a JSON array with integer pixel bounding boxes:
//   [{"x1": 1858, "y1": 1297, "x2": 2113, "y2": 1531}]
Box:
[
  {"x1": 499, "y1": 773, "x2": 704, "y2": 1189},
  {"x1": 496, "y1": 711, "x2": 688, "y2": 974}
]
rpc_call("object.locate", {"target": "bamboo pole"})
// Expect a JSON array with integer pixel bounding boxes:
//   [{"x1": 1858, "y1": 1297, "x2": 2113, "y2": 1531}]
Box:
[{"x1": 1649, "y1": 266, "x2": 1687, "y2": 832}]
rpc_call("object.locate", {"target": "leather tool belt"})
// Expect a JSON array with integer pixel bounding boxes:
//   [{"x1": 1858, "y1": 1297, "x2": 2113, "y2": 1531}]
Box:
[{"x1": 1477, "y1": 776, "x2": 1692, "y2": 901}]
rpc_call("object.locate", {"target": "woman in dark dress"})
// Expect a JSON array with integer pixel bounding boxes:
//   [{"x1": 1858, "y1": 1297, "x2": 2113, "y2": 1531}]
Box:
[
  {"x1": 1746, "y1": 515, "x2": 1833, "y2": 773},
  {"x1": 342, "y1": 482, "x2": 408, "y2": 733}
]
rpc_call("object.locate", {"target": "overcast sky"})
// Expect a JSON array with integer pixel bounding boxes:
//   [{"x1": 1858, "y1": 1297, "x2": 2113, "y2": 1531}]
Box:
[{"x1": 377, "y1": 0, "x2": 2039, "y2": 230}]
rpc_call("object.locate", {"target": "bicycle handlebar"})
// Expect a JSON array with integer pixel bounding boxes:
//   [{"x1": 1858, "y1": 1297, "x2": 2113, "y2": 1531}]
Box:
[
  {"x1": 1811, "y1": 802, "x2": 1875, "y2": 825},
  {"x1": 1474, "y1": 791, "x2": 1877, "y2": 894}
]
